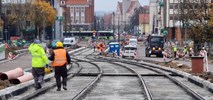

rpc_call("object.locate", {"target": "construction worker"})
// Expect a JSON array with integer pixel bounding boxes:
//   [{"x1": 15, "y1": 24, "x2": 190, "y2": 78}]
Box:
[
  {"x1": 48, "y1": 41, "x2": 71, "y2": 91},
  {"x1": 199, "y1": 47, "x2": 208, "y2": 72},
  {"x1": 173, "y1": 45, "x2": 177, "y2": 60},
  {"x1": 28, "y1": 39, "x2": 49, "y2": 90},
  {"x1": 183, "y1": 46, "x2": 188, "y2": 59},
  {"x1": 189, "y1": 47, "x2": 194, "y2": 57}
]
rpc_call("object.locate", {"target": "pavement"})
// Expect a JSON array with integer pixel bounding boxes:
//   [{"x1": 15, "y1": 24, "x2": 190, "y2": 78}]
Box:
[{"x1": 0, "y1": 53, "x2": 31, "y2": 72}]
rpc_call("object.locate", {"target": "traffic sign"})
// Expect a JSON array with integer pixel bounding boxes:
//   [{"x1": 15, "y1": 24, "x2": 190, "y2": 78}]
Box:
[
  {"x1": 56, "y1": 16, "x2": 64, "y2": 21},
  {"x1": 161, "y1": 29, "x2": 168, "y2": 35}
]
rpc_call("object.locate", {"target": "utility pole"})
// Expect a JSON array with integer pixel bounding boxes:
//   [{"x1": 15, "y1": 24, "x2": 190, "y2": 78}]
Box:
[
  {"x1": 112, "y1": 12, "x2": 115, "y2": 40},
  {"x1": 118, "y1": 15, "x2": 120, "y2": 43}
]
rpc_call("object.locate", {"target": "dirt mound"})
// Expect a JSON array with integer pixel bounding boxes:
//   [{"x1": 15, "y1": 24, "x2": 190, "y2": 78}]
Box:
[
  {"x1": 143, "y1": 60, "x2": 213, "y2": 83},
  {"x1": 0, "y1": 80, "x2": 10, "y2": 90}
]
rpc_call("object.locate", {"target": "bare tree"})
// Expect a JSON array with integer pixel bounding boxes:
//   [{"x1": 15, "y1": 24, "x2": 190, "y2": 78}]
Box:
[
  {"x1": 179, "y1": 0, "x2": 213, "y2": 54},
  {"x1": 7, "y1": 0, "x2": 34, "y2": 38}
]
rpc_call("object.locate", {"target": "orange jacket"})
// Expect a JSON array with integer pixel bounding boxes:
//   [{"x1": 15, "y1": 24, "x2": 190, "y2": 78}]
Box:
[{"x1": 51, "y1": 49, "x2": 67, "y2": 67}]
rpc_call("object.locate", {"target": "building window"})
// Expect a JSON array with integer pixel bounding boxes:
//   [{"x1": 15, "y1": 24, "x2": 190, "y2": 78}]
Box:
[
  {"x1": 75, "y1": 7, "x2": 79, "y2": 12},
  {"x1": 169, "y1": 9, "x2": 173, "y2": 14},
  {"x1": 81, "y1": 7, "x2": 84, "y2": 12},
  {"x1": 81, "y1": 16, "x2": 85, "y2": 23},
  {"x1": 170, "y1": 0, "x2": 173, "y2": 3},
  {"x1": 76, "y1": 12, "x2": 79, "y2": 17},
  {"x1": 169, "y1": 5, "x2": 173, "y2": 9},
  {"x1": 71, "y1": 7, "x2": 74, "y2": 12},
  {"x1": 81, "y1": 12, "x2": 84, "y2": 17}
]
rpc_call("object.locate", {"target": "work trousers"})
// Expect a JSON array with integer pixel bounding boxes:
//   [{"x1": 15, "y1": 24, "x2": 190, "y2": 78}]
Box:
[
  {"x1": 54, "y1": 65, "x2": 68, "y2": 89},
  {"x1": 32, "y1": 67, "x2": 44, "y2": 89}
]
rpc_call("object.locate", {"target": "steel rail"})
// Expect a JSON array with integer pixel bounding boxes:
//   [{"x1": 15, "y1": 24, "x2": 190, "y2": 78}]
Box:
[
  {"x1": 114, "y1": 58, "x2": 206, "y2": 100},
  {"x1": 108, "y1": 62, "x2": 153, "y2": 100},
  {"x1": 85, "y1": 54, "x2": 153, "y2": 100},
  {"x1": 71, "y1": 58, "x2": 103, "y2": 100}
]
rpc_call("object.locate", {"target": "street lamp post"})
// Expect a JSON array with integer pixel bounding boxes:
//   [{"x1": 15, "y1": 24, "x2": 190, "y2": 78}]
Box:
[
  {"x1": 112, "y1": 12, "x2": 115, "y2": 40},
  {"x1": 118, "y1": 15, "x2": 120, "y2": 43}
]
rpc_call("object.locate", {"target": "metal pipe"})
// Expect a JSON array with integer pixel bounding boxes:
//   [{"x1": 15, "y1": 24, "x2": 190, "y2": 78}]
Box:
[
  {"x1": 0, "y1": 67, "x2": 24, "y2": 80},
  {"x1": 9, "y1": 72, "x2": 33, "y2": 84}
]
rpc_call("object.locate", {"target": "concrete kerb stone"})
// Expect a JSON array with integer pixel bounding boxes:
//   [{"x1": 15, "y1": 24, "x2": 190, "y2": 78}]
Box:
[{"x1": 0, "y1": 47, "x2": 84, "y2": 99}]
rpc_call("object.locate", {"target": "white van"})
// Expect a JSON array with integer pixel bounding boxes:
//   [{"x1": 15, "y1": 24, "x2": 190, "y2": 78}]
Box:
[
  {"x1": 129, "y1": 38, "x2": 137, "y2": 48},
  {"x1": 63, "y1": 37, "x2": 77, "y2": 47},
  {"x1": 122, "y1": 45, "x2": 137, "y2": 58}
]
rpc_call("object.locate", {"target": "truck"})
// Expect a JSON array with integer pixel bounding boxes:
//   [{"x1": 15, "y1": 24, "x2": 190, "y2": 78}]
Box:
[{"x1": 145, "y1": 34, "x2": 165, "y2": 57}]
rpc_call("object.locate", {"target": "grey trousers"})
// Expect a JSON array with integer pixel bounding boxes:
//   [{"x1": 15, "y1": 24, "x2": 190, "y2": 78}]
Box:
[{"x1": 32, "y1": 67, "x2": 44, "y2": 89}]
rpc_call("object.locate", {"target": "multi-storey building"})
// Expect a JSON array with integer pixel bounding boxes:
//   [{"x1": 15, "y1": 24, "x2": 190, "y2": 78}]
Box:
[
  {"x1": 115, "y1": 0, "x2": 140, "y2": 34},
  {"x1": 149, "y1": 0, "x2": 158, "y2": 34},
  {"x1": 155, "y1": 0, "x2": 212, "y2": 43},
  {"x1": 65, "y1": 0, "x2": 94, "y2": 31}
]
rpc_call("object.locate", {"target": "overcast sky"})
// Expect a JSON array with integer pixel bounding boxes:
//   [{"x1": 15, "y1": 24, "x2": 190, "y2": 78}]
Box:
[{"x1": 95, "y1": 0, "x2": 149, "y2": 12}]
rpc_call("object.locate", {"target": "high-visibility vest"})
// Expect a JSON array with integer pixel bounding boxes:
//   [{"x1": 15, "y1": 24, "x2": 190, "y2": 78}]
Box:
[
  {"x1": 183, "y1": 48, "x2": 187, "y2": 53},
  {"x1": 173, "y1": 47, "x2": 177, "y2": 52},
  {"x1": 52, "y1": 49, "x2": 67, "y2": 67}
]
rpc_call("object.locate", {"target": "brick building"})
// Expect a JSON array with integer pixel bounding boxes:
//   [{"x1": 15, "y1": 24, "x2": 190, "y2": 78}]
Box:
[{"x1": 65, "y1": 0, "x2": 94, "y2": 31}]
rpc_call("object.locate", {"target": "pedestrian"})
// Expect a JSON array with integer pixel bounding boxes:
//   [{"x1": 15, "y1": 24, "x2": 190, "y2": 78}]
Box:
[
  {"x1": 48, "y1": 41, "x2": 71, "y2": 91},
  {"x1": 28, "y1": 39, "x2": 49, "y2": 90},
  {"x1": 189, "y1": 47, "x2": 194, "y2": 57},
  {"x1": 173, "y1": 45, "x2": 177, "y2": 60},
  {"x1": 183, "y1": 46, "x2": 188, "y2": 59},
  {"x1": 199, "y1": 47, "x2": 208, "y2": 72}
]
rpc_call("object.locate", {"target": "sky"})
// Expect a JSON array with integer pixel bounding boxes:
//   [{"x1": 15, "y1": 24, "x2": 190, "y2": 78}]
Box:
[{"x1": 95, "y1": 0, "x2": 149, "y2": 12}]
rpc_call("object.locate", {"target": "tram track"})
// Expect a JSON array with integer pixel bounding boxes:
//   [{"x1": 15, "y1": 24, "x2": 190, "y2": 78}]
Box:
[
  {"x1": 3, "y1": 48, "x2": 213, "y2": 100},
  {"x1": 100, "y1": 57, "x2": 213, "y2": 100}
]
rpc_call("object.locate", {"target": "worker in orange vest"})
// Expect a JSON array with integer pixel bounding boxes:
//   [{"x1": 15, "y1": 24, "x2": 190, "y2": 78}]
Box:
[
  {"x1": 48, "y1": 41, "x2": 71, "y2": 91},
  {"x1": 5, "y1": 43, "x2": 9, "y2": 49}
]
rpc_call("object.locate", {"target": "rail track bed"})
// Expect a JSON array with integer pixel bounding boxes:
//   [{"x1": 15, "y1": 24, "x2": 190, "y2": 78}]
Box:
[{"x1": 2, "y1": 48, "x2": 213, "y2": 100}]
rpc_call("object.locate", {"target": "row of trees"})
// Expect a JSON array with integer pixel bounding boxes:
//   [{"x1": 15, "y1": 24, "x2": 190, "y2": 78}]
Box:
[
  {"x1": 4, "y1": 0, "x2": 56, "y2": 40},
  {"x1": 179, "y1": 0, "x2": 213, "y2": 54}
]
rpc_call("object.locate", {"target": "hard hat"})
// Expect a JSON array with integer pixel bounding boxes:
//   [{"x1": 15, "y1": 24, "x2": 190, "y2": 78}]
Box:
[
  {"x1": 44, "y1": 67, "x2": 52, "y2": 74},
  {"x1": 56, "y1": 41, "x2": 63, "y2": 48}
]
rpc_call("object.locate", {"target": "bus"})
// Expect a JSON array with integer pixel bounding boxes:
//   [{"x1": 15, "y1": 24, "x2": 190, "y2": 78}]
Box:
[{"x1": 145, "y1": 34, "x2": 165, "y2": 57}]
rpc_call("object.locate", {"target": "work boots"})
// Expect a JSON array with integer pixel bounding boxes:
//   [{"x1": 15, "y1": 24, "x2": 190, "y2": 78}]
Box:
[
  {"x1": 56, "y1": 88, "x2": 61, "y2": 91},
  {"x1": 63, "y1": 85, "x2": 67, "y2": 90}
]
